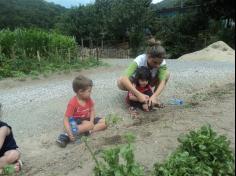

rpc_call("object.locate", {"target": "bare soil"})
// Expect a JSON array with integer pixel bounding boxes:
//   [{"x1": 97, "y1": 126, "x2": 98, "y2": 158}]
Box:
[{"x1": 0, "y1": 59, "x2": 234, "y2": 176}]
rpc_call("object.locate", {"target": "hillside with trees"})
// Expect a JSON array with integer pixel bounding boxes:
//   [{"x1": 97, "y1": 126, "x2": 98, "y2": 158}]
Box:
[
  {"x1": 152, "y1": 0, "x2": 186, "y2": 10},
  {"x1": 0, "y1": 0, "x2": 235, "y2": 79},
  {"x1": 0, "y1": 0, "x2": 66, "y2": 29}
]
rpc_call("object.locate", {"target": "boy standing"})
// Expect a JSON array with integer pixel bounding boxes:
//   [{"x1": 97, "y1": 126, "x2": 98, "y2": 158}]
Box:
[{"x1": 56, "y1": 75, "x2": 107, "y2": 147}]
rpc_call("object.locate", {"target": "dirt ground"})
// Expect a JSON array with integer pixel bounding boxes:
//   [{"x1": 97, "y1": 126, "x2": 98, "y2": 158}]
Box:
[{"x1": 0, "y1": 59, "x2": 235, "y2": 176}]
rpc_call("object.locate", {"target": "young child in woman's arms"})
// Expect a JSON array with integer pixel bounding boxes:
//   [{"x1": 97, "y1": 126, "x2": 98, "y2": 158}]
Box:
[{"x1": 127, "y1": 66, "x2": 154, "y2": 112}]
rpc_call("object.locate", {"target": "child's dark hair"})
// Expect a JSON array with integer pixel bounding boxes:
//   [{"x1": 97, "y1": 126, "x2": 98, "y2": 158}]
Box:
[
  {"x1": 147, "y1": 38, "x2": 166, "y2": 59},
  {"x1": 134, "y1": 66, "x2": 152, "y2": 85},
  {"x1": 72, "y1": 75, "x2": 93, "y2": 93}
]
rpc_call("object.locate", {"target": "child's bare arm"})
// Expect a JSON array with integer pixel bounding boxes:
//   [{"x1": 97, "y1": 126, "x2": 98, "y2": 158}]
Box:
[
  {"x1": 90, "y1": 107, "x2": 95, "y2": 125},
  {"x1": 63, "y1": 116, "x2": 75, "y2": 141}
]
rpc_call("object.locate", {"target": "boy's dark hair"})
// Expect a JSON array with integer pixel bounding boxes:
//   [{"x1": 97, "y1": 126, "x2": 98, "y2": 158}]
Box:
[
  {"x1": 72, "y1": 75, "x2": 93, "y2": 93},
  {"x1": 147, "y1": 41, "x2": 166, "y2": 59},
  {"x1": 134, "y1": 66, "x2": 152, "y2": 85}
]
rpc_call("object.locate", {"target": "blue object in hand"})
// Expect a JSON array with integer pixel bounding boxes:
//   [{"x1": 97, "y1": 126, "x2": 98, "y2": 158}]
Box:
[
  {"x1": 69, "y1": 117, "x2": 78, "y2": 135},
  {"x1": 169, "y1": 98, "x2": 184, "y2": 105}
]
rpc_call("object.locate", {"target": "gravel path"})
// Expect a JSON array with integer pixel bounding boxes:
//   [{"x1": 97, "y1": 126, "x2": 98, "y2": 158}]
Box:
[
  {"x1": 0, "y1": 59, "x2": 235, "y2": 140},
  {"x1": 0, "y1": 59, "x2": 235, "y2": 176}
]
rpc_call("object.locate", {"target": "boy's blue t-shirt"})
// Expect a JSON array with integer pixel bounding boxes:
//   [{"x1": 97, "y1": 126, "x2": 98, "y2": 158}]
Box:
[{"x1": 0, "y1": 121, "x2": 18, "y2": 157}]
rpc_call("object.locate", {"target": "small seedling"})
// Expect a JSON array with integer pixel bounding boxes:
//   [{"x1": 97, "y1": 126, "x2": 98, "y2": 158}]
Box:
[{"x1": 105, "y1": 113, "x2": 122, "y2": 127}]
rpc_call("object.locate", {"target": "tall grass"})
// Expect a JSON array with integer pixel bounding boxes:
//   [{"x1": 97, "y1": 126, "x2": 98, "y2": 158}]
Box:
[{"x1": 0, "y1": 28, "x2": 100, "y2": 79}]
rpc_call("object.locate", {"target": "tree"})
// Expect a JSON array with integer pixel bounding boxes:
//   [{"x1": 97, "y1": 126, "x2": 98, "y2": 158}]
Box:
[
  {"x1": 58, "y1": 0, "x2": 154, "y2": 52},
  {"x1": 56, "y1": 5, "x2": 100, "y2": 48},
  {"x1": 196, "y1": 0, "x2": 235, "y2": 22},
  {"x1": 108, "y1": 0, "x2": 153, "y2": 53}
]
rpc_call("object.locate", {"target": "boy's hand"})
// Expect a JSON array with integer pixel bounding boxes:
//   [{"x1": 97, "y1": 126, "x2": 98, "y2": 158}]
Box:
[{"x1": 69, "y1": 134, "x2": 75, "y2": 142}]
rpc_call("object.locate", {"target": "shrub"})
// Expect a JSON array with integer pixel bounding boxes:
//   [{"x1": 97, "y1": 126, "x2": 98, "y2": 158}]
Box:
[
  {"x1": 153, "y1": 125, "x2": 235, "y2": 176},
  {"x1": 83, "y1": 133, "x2": 144, "y2": 176}
]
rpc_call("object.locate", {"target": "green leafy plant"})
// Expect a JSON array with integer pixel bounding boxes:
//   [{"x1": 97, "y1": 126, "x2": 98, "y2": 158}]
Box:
[
  {"x1": 83, "y1": 133, "x2": 144, "y2": 176},
  {"x1": 153, "y1": 151, "x2": 213, "y2": 175},
  {"x1": 94, "y1": 133, "x2": 144, "y2": 176},
  {"x1": 105, "y1": 113, "x2": 122, "y2": 127},
  {"x1": 153, "y1": 125, "x2": 235, "y2": 176},
  {"x1": 178, "y1": 125, "x2": 235, "y2": 175},
  {"x1": 1, "y1": 165, "x2": 25, "y2": 176}
]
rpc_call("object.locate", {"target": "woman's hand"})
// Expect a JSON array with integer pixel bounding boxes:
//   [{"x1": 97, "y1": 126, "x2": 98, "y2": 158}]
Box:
[
  {"x1": 137, "y1": 93, "x2": 149, "y2": 104},
  {"x1": 142, "y1": 103, "x2": 149, "y2": 112},
  {"x1": 149, "y1": 95, "x2": 165, "y2": 108},
  {"x1": 148, "y1": 95, "x2": 158, "y2": 107}
]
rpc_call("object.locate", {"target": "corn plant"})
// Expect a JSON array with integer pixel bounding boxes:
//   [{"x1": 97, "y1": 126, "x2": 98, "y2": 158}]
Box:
[{"x1": 0, "y1": 28, "x2": 102, "y2": 79}]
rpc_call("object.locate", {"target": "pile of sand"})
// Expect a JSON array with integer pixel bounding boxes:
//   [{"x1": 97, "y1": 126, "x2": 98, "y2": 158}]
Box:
[{"x1": 178, "y1": 41, "x2": 235, "y2": 62}]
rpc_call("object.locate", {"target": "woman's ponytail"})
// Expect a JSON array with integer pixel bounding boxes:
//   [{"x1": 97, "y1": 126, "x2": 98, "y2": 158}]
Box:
[{"x1": 146, "y1": 38, "x2": 166, "y2": 59}]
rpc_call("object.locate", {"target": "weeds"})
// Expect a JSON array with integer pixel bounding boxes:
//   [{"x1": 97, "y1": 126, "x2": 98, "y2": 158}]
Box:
[{"x1": 105, "y1": 113, "x2": 122, "y2": 127}]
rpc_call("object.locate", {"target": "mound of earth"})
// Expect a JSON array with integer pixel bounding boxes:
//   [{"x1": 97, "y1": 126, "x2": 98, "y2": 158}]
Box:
[{"x1": 178, "y1": 41, "x2": 235, "y2": 62}]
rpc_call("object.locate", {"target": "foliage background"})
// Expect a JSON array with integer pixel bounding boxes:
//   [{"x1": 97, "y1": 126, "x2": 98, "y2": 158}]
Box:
[{"x1": 0, "y1": 0, "x2": 235, "y2": 78}]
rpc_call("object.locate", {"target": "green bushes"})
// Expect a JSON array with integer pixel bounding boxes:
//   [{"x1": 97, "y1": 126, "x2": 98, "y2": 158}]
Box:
[
  {"x1": 0, "y1": 28, "x2": 100, "y2": 79},
  {"x1": 153, "y1": 125, "x2": 235, "y2": 176}
]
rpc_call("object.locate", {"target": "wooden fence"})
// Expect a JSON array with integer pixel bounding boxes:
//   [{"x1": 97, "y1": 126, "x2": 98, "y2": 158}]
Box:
[{"x1": 79, "y1": 47, "x2": 130, "y2": 59}]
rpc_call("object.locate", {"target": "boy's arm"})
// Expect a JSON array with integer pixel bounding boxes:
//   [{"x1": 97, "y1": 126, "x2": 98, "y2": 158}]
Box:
[
  {"x1": 90, "y1": 106, "x2": 95, "y2": 124},
  {"x1": 64, "y1": 101, "x2": 77, "y2": 141},
  {"x1": 0, "y1": 126, "x2": 10, "y2": 149},
  {"x1": 63, "y1": 116, "x2": 75, "y2": 141}
]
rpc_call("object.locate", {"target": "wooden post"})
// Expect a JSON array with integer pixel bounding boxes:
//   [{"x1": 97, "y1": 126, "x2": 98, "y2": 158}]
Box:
[
  {"x1": 96, "y1": 40, "x2": 99, "y2": 64},
  {"x1": 68, "y1": 48, "x2": 71, "y2": 64},
  {"x1": 37, "y1": 50, "x2": 41, "y2": 71},
  {"x1": 11, "y1": 47, "x2": 16, "y2": 60},
  {"x1": 81, "y1": 38, "x2": 84, "y2": 48},
  {"x1": 101, "y1": 39, "x2": 104, "y2": 49}
]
